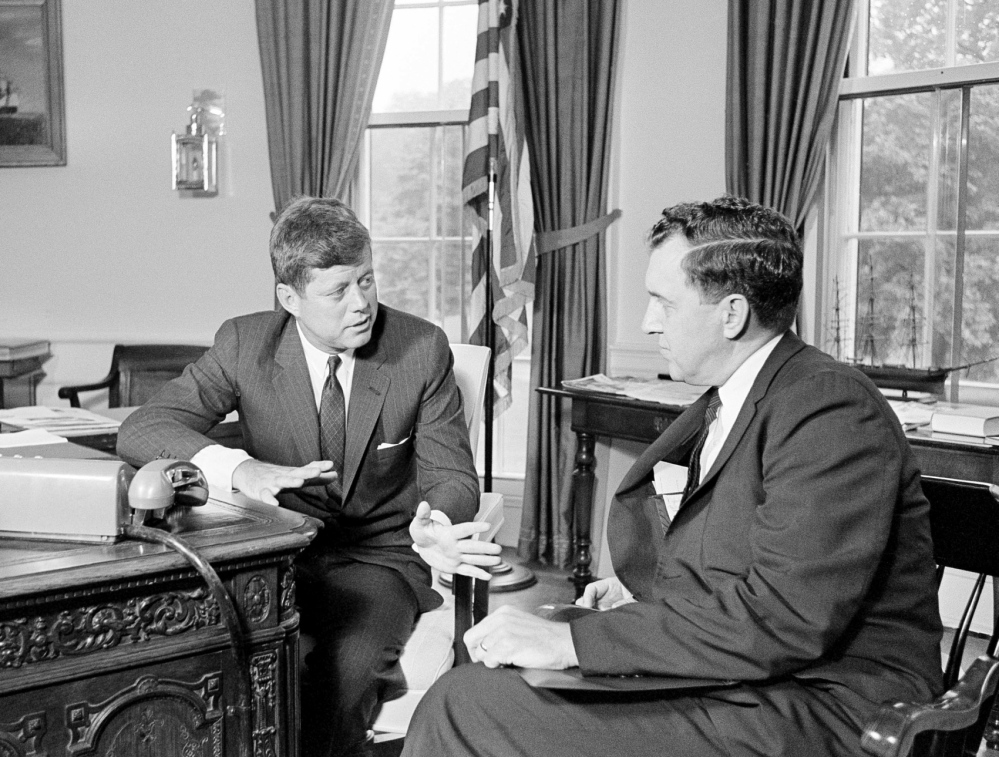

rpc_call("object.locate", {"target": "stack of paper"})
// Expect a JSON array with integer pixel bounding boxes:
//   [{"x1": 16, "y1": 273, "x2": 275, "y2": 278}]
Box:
[
  {"x1": 0, "y1": 406, "x2": 120, "y2": 437},
  {"x1": 561, "y1": 374, "x2": 706, "y2": 407}
]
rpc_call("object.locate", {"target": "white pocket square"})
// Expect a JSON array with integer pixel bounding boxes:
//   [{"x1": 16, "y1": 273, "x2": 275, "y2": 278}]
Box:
[{"x1": 377, "y1": 434, "x2": 411, "y2": 450}]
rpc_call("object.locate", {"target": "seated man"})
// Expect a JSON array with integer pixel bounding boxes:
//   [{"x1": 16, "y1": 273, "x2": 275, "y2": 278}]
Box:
[
  {"x1": 117, "y1": 196, "x2": 501, "y2": 757},
  {"x1": 402, "y1": 196, "x2": 943, "y2": 757}
]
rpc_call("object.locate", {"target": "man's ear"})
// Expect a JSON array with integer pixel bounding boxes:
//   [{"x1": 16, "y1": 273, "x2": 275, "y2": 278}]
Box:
[
  {"x1": 275, "y1": 283, "x2": 300, "y2": 317},
  {"x1": 720, "y1": 294, "x2": 750, "y2": 340}
]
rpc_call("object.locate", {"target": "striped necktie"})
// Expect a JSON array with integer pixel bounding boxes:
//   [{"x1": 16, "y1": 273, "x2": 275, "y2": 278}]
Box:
[
  {"x1": 320, "y1": 354, "x2": 345, "y2": 503},
  {"x1": 681, "y1": 389, "x2": 722, "y2": 503}
]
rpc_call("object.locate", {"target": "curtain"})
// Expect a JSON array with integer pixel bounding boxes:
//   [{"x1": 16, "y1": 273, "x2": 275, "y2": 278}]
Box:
[
  {"x1": 726, "y1": 0, "x2": 855, "y2": 231},
  {"x1": 255, "y1": 0, "x2": 393, "y2": 215},
  {"x1": 518, "y1": 1, "x2": 622, "y2": 567}
]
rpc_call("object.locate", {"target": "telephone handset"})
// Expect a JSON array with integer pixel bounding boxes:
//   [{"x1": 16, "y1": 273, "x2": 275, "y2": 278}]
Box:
[{"x1": 128, "y1": 459, "x2": 209, "y2": 513}]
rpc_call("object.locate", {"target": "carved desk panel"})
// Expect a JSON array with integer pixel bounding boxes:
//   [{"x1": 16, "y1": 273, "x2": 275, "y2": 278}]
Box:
[{"x1": 0, "y1": 492, "x2": 318, "y2": 757}]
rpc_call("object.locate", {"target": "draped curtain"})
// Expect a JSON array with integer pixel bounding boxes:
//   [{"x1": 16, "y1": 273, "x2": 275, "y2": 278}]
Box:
[
  {"x1": 725, "y1": 0, "x2": 855, "y2": 231},
  {"x1": 518, "y1": 1, "x2": 622, "y2": 566},
  {"x1": 255, "y1": 0, "x2": 393, "y2": 215}
]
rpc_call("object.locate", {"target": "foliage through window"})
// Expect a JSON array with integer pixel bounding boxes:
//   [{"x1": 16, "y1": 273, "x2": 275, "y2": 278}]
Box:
[{"x1": 824, "y1": 0, "x2": 999, "y2": 401}]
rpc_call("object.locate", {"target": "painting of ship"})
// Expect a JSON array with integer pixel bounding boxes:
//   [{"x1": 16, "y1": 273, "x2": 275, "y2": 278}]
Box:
[{"x1": 0, "y1": 78, "x2": 19, "y2": 115}]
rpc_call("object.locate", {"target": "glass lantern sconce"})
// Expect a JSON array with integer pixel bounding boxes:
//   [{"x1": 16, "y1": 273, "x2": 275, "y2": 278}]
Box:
[{"x1": 171, "y1": 90, "x2": 224, "y2": 196}]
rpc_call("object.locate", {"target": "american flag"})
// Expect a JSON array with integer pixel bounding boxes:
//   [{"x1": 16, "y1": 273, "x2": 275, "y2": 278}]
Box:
[{"x1": 462, "y1": 0, "x2": 535, "y2": 416}]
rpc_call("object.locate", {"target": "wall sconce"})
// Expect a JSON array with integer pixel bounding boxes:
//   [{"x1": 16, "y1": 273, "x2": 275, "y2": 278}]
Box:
[{"x1": 171, "y1": 90, "x2": 224, "y2": 196}]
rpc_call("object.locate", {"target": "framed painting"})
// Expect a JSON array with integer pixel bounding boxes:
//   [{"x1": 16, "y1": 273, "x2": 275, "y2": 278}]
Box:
[{"x1": 0, "y1": 0, "x2": 65, "y2": 166}]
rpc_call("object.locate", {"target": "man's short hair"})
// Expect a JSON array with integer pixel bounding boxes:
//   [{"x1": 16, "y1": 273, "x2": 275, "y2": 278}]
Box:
[
  {"x1": 648, "y1": 195, "x2": 803, "y2": 333},
  {"x1": 270, "y1": 196, "x2": 371, "y2": 293}
]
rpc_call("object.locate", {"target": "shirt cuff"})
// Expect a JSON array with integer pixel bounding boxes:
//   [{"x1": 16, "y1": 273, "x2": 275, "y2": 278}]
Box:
[{"x1": 191, "y1": 444, "x2": 253, "y2": 492}]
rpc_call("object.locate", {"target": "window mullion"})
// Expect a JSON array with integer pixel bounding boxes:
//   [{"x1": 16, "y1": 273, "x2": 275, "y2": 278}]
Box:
[
  {"x1": 949, "y1": 86, "x2": 972, "y2": 400},
  {"x1": 924, "y1": 91, "x2": 942, "y2": 368}
]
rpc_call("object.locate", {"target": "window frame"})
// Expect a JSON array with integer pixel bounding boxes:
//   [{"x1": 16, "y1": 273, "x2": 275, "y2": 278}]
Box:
[{"x1": 822, "y1": 0, "x2": 999, "y2": 403}]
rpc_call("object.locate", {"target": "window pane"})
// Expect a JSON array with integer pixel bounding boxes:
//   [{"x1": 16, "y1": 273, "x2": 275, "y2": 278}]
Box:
[
  {"x1": 860, "y1": 93, "x2": 933, "y2": 232},
  {"x1": 369, "y1": 128, "x2": 432, "y2": 237},
  {"x1": 956, "y1": 0, "x2": 999, "y2": 66},
  {"x1": 437, "y1": 239, "x2": 472, "y2": 342},
  {"x1": 372, "y1": 240, "x2": 433, "y2": 319},
  {"x1": 960, "y1": 236, "x2": 999, "y2": 382},
  {"x1": 440, "y1": 4, "x2": 478, "y2": 109},
  {"x1": 868, "y1": 0, "x2": 947, "y2": 74},
  {"x1": 967, "y1": 83, "x2": 999, "y2": 231},
  {"x1": 372, "y1": 8, "x2": 440, "y2": 112},
  {"x1": 436, "y1": 125, "x2": 466, "y2": 237}
]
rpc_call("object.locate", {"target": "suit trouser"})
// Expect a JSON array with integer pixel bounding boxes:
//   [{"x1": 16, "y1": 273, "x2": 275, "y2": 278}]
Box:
[
  {"x1": 401, "y1": 663, "x2": 874, "y2": 757},
  {"x1": 298, "y1": 558, "x2": 419, "y2": 757}
]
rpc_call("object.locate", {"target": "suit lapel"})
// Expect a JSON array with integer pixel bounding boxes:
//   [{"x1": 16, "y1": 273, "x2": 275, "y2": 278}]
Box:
[
  {"x1": 683, "y1": 332, "x2": 807, "y2": 503},
  {"x1": 273, "y1": 322, "x2": 321, "y2": 464},
  {"x1": 616, "y1": 389, "x2": 710, "y2": 495},
  {"x1": 343, "y1": 351, "x2": 389, "y2": 497}
]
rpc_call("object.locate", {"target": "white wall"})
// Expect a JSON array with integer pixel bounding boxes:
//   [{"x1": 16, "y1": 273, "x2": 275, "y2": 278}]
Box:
[{"x1": 0, "y1": 0, "x2": 275, "y2": 407}]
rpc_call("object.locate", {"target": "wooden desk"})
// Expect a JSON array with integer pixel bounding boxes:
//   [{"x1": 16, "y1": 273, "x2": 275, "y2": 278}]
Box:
[
  {"x1": 0, "y1": 476, "x2": 318, "y2": 757},
  {"x1": 539, "y1": 386, "x2": 999, "y2": 597}
]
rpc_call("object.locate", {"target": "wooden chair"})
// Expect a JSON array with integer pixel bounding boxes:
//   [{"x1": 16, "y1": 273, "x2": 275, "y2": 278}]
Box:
[
  {"x1": 861, "y1": 476, "x2": 999, "y2": 757},
  {"x1": 58, "y1": 343, "x2": 209, "y2": 408}
]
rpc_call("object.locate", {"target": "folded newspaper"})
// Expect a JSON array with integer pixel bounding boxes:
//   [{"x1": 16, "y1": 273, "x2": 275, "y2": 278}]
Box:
[
  {"x1": 561, "y1": 374, "x2": 706, "y2": 407},
  {"x1": 0, "y1": 406, "x2": 121, "y2": 437}
]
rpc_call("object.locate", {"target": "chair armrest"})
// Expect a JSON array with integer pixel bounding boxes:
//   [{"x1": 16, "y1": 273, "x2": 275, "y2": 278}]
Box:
[
  {"x1": 860, "y1": 655, "x2": 999, "y2": 757},
  {"x1": 57, "y1": 372, "x2": 117, "y2": 408}
]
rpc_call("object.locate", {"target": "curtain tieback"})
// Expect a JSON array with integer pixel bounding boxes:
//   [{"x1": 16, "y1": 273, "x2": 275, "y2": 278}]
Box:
[{"x1": 536, "y1": 208, "x2": 622, "y2": 254}]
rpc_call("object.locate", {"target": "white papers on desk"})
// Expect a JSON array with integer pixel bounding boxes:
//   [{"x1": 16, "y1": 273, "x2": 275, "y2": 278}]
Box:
[
  {"x1": 886, "y1": 400, "x2": 935, "y2": 431},
  {"x1": 0, "y1": 429, "x2": 69, "y2": 448},
  {"x1": 653, "y1": 462, "x2": 688, "y2": 522},
  {"x1": 562, "y1": 374, "x2": 706, "y2": 407},
  {"x1": 0, "y1": 406, "x2": 121, "y2": 436}
]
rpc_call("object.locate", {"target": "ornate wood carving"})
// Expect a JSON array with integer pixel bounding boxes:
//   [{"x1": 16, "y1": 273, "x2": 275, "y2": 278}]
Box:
[
  {"x1": 0, "y1": 711, "x2": 46, "y2": 757},
  {"x1": 65, "y1": 673, "x2": 222, "y2": 756},
  {"x1": 278, "y1": 564, "x2": 295, "y2": 620},
  {"x1": 242, "y1": 576, "x2": 271, "y2": 625},
  {"x1": 0, "y1": 588, "x2": 220, "y2": 670},
  {"x1": 250, "y1": 652, "x2": 278, "y2": 757}
]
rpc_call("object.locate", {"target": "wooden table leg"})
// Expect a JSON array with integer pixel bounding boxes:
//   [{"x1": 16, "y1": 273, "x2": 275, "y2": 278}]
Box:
[{"x1": 572, "y1": 431, "x2": 596, "y2": 599}]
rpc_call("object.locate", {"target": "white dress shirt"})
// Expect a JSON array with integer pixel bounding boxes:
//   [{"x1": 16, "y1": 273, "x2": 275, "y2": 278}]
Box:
[{"x1": 697, "y1": 333, "x2": 783, "y2": 483}]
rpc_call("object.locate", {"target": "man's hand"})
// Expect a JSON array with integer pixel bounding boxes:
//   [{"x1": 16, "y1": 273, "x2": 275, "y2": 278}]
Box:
[
  {"x1": 409, "y1": 501, "x2": 502, "y2": 581},
  {"x1": 464, "y1": 606, "x2": 578, "y2": 669},
  {"x1": 232, "y1": 459, "x2": 337, "y2": 506},
  {"x1": 576, "y1": 577, "x2": 636, "y2": 610}
]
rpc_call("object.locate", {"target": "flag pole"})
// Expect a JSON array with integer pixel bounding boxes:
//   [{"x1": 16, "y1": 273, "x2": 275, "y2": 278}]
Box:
[{"x1": 483, "y1": 156, "x2": 497, "y2": 493}]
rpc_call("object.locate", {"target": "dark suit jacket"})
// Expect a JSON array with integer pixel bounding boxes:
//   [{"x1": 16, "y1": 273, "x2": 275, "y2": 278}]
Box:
[
  {"x1": 571, "y1": 333, "x2": 943, "y2": 715},
  {"x1": 117, "y1": 305, "x2": 479, "y2": 611}
]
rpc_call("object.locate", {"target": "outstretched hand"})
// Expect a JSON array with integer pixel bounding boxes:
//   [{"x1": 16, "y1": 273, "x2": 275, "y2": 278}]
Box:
[
  {"x1": 233, "y1": 458, "x2": 337, "y2": 506},
  {"x1": 409, "y1": 501, "x2": 502, "y2": 581}
]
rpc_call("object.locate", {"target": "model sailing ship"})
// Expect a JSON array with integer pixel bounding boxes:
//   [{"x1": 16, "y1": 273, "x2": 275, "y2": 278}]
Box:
[{"x1": 829, "y1": 270, "x2": 995, "y2": 397}]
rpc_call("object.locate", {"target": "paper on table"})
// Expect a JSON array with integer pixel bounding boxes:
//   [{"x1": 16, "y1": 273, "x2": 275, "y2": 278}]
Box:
[
  {"x1": 0, "y1": 406, "x2": 120, "y2": 436},
  {"x1": 0, "y1": 429, "x2": 69, "y2": 448},
  {"x1": 886, "y1": 400, "x2": 935, "y2": 431},
  {"x1": 562, "y1": 374, "x2": 706, "y2": 407}
]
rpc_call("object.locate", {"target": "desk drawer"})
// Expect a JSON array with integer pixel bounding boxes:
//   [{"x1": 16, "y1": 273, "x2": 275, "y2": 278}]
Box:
[{"x1": 571, "y1": 400, "x2": 677, "y2": 443}]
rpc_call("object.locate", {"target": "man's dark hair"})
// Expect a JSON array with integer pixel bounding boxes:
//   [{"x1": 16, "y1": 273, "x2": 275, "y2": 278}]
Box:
[
  {"x1": 648, "y1": 195, "x2": 802, "y2": 333},
  {"x1": 270, "y1": 196, "x2": 371, "y2": 293}
]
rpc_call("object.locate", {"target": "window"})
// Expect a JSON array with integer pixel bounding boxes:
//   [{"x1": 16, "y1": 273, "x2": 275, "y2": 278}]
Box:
[
  {"x1": 823, "y1": 0, "x2": 999, "y2": 402},
  {"x1": 359, "y1": 0, "x2": 529, "y2": 477}
]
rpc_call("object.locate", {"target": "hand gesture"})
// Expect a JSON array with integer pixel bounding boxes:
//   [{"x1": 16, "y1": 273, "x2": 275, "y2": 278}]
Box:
[
  {"x1": 464, "y1": 606, "x2": 578, "y2": 669},
  {"x1": 576, "y1": 577, "x2": 635, "y2": 610},
  {"x1": 409, "y1": 501, "x2": 502, "y2": 581},
  {"x1": 232, "y1": 459, "x2": 337, "y2": 506}
]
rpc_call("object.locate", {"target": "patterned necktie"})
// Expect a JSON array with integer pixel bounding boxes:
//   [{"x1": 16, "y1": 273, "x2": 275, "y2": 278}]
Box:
[
  {"x1": 681, "y1": 389, "x2": 722, "y2": 503},
  {"x1": 319, "y1": 355, "x2": 345, "y2": 502}
]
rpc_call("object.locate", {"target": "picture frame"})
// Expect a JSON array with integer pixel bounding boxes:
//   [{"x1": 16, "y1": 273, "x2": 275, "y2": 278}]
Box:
[{"x1": 0, "y1": 0, "x2": 65, "y2": 167}]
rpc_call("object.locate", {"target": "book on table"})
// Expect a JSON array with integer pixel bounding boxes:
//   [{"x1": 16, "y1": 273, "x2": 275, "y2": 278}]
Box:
[
  {"x1": 0, "y1": 338, "x2": 50, "y2": 361},
  {"x1": 929, "y1": 403, "x2": 999, "y2": 438}
]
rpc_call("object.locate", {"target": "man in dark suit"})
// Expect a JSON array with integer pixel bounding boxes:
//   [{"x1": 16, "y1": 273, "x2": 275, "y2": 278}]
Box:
[
  {"x1": 402, "y1": 196, "x2": 943, "y2": 756},
  {"x1": 117, "y1": 196, "x2": 501, "y2": 757}
]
